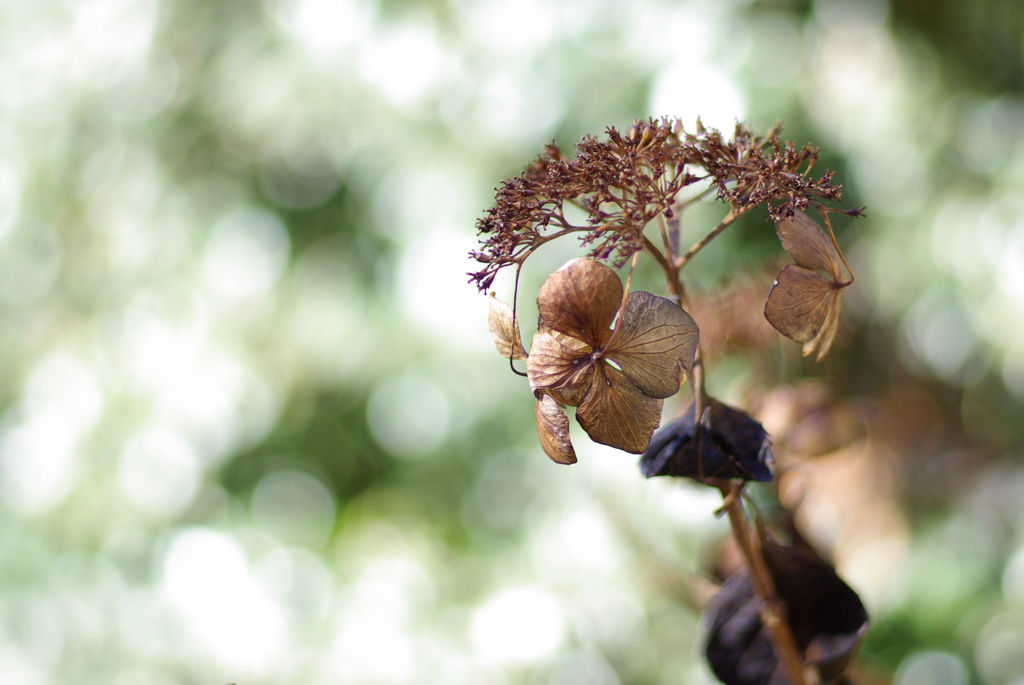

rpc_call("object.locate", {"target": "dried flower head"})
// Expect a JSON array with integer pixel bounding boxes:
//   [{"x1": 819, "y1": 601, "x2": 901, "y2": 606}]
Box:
[
  {"x1": 527, "y1": 259, "x2": 699, "y2": 459},
  {"x1": 469, "y1": 119, "x2": 847, "y2": 291},
  {"x1": 488, "y1": 258, "x2": 700, "y2": 463},
  {"x1": 764, "y1": 210, "x2": 854, "y2": 360}
]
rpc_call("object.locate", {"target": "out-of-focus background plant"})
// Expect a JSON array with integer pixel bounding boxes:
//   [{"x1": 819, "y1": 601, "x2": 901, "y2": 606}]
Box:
[{"x1": 2, "y1": 0, "x2": 1022, "y2": 683}]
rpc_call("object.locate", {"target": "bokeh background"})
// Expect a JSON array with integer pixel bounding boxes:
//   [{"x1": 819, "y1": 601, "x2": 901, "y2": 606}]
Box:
[{"x1": 2, "y1": 0, "x2": 1023, "y2": 683}]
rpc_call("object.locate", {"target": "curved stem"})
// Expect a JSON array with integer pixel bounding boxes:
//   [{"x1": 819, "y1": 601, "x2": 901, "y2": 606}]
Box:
[{"x1": 507, "y1": 265, "x2": 528, "y2": 377}]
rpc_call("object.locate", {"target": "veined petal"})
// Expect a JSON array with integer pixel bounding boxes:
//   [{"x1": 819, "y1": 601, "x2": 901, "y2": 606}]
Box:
[
  {"x1": 606, "y1": 291, "x2": 699, "y2": 399},
  {"x1": 764, "y1": 265, "x2": 843, "y2": 356},
  {"x1": 546, "y1": 384, "x2": 588, "y2": 407},
  {"x1": 536, "y1": 258, "x2": 622, "y2": 347},
  {"x1": 487, "y1": 293, "x2": 528, "y2": 361},
  {"x1": 804, "y1": 291, "x2": 842, "y2": 361},
  {"x1": 526, "y1": 328, "x2": 593, "y2": 405},
  {"x1": 535, "y1": 394, "x2": 577, "y2": 464},
  {"x1": 575, "y1": 364, "x2": 663, "y2": 454},
  {"x1": 775, "y1": 210, "x2": 844, "y2": 281}
]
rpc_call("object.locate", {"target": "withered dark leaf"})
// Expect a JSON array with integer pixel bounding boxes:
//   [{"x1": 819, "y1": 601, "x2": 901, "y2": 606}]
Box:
[
  {"x1": 704, "y1": 539, "x2": 869, "y2": 685},
  {"x1": 765, "y1": 211, "x2": 851, "y2": 361},
  {"x1": 703, "y1": 574, "x2": 785, "y2": 685},
  {"x1": 487, "y1": 293, "x2": 528, "y2": 361},
  {"x1": 640, "y1": 397, "x2": 774, "y2": 482},
  {"x1": 762, "y1": 540, "x2": 869, "y2": 684}
]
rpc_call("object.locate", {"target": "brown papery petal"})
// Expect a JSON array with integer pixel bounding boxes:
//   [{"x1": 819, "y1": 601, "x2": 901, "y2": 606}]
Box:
[
  {"x1": 804, "y1": 293, "x2": 842, "y2": 361},
  {"x1": 526, "y1": 329, "x2": 593, "y2": 405},
  {"x1": 607, "y1": 291, "x2": 699, "y2": 399},
  {"x1": 545, "y1": 384, "x2": 588, "y2": 408},
  {"x1": 535, "y1": 394, "x2": 577, "y2": 464},
  {"x1": 575, "y1": 364, "x2": 663, "y2": 454},
  {"x1": 775, "y1": 211, "x2": 843, "y2": 281},
  {"x1": 536, "y1": 258, "x2": 622, "y2": 348},
  {"x1": 764, "y1": 265, "x2": 842, "y2": 347},
  {"x1": 487, "y1": 294, "x2": 528, "y2": 361}
]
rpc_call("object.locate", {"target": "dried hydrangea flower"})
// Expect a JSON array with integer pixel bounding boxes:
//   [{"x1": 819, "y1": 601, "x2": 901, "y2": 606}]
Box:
[
  {"x1": 526, "y1": 258, "x2": 699, "y2": 459},
  {"x1": 764, "y1": 210, "x2": 854, "y2": 360}
]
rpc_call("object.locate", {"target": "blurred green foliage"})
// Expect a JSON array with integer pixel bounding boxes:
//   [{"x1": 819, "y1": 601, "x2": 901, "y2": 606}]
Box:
[{"x1": 1, "y1": 0, "x2": 1023, "y2": 683}]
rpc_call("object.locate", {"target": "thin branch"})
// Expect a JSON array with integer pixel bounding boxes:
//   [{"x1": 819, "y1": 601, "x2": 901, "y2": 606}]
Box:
[
  {"x1": 666, "y1": 210, "x2": 808, "y2": 685},
  {"x1": 675, "y1": 205, "x2": 752, "y2": 269},
  {"x1": 664, "y1": 204, "x2": 680, "y2": 260},
  {"x1": 717, "y1": 483, "x2": 809, "y2": 685},
  {"x1": 642, "y1": 235, "x2": 675, "y2": 289},
  {"x1": 675, "y1": 183, "x2": 716, "y2": 212}
]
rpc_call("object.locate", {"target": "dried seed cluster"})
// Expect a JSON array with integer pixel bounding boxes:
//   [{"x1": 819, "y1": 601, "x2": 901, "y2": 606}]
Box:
[{"x1": 469, "y1": 119, "x2": 845, "y2": 291}]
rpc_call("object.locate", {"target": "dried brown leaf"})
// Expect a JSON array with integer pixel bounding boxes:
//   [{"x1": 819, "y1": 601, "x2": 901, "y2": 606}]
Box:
[
  {"x1": 487, "y1": 293, "x2": 528, "y2": 361},
  {"x1": 535, "y1": 394, "x2": 577, "y2": 464},
  {"x1": 807, "y1": 295, "x2": 841, "y2": 361}
]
